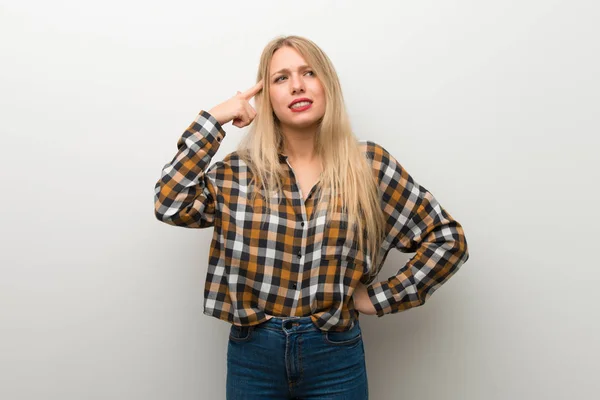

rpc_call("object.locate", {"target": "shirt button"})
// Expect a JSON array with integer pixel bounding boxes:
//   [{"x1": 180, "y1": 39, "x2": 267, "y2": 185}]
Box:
[
  {"x1": 297, "y1": 251, "x2": 302, "y2": 258},
  {"x1": 300, "y1": 221, "x2": 305, "y2": 227},
  {"x1": 292, "y1": 283, "x2": 297, "y2": 289}
]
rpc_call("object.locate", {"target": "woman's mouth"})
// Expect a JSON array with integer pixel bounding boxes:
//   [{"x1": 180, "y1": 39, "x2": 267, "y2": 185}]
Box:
[{"x1": 289, "y1": 101, "x2": 313, "y2": 112}]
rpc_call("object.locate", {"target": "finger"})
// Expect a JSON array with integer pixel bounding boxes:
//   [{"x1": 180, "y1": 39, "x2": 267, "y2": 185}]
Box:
[
  {"x1": 240, "y1": 80, "x2": 263, "y2": 100},
  {"x1": 233, "y1": 116, "x2": 245, "y2": 128},
  {"x1": 242, "y1": 101, "x2": 256, "y2": 121},
  {"x1": 235, "y1": 108, "x2": 250, "y2": 127},
  {"x1": 242, "y1": 109, "x2": 252, "y2": 125},
  {"x1": 246, "y1": 102, "x2": 257, "y2": 122}
]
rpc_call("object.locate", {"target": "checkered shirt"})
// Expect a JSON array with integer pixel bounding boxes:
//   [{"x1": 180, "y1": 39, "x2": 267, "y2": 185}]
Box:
[{"x1": 154, "y1": 110, "x2": 469, "y2": 331}]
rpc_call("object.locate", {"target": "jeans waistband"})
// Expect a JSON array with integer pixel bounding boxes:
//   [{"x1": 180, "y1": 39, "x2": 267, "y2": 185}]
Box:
[
  {"x1": 259, "y1": 316, "x2": 320, "y2": 332},
  {"x1": 259, "y1": 316, "x2": 357, "y2": 333}
]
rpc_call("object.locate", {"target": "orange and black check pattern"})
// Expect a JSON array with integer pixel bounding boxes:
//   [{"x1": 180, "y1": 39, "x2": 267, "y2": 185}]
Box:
[{"x1": 154, "y1": 110, "x2": 469, "y2": 332}]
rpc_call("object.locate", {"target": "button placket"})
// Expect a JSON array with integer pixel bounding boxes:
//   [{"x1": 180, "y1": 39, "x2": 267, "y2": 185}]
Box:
[{"x1": 285, "y1": 158, "x2": 309, "y2": 304}]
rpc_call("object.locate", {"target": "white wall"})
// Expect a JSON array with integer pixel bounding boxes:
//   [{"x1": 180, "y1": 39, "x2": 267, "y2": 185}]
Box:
[{"x1": 1, "y1": 1, "x2": 598, "y2": 399}]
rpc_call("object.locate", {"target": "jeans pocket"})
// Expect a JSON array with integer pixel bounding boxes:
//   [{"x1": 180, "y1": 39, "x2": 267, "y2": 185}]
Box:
[
  {"x1": 229, "y1": 324, "x2": 254, "y2": 343},
  {"x1": 323, "y1": 321, "x2": 362, "y2": 346}
]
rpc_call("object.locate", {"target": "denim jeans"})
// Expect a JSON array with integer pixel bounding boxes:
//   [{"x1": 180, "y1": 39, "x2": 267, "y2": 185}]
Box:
[{"x1": 226, "y1": 316, "x2": 368, "y2": 399}]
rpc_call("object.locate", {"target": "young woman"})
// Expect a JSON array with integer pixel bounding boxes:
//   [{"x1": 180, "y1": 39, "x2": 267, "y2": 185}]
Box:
[{"x1": 154, "y1": 35, "x2": 469, "y2": 400}]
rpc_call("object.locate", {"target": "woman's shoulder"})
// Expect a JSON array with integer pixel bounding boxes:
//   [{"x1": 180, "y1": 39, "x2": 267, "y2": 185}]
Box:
[
  {"x1": 221, "y1": 150, "x2": 243, "y2": 165},
  {"x1": 210, "y1": 150, "x2": 249, "y2": 169},
  {"x1": 206, "y1": 150, "x2": 251, "y2": 184},
  {"x1": 357, "y1": 139, "x2": 398, "y2": 169}
]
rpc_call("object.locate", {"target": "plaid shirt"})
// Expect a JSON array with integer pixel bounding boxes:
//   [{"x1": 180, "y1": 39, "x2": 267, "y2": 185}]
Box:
[{"x1": 154, "y1": 110, "x2": 469, "y2": 332}]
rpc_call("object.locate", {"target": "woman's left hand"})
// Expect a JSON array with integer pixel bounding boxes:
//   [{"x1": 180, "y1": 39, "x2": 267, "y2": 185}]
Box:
[{"x1": 353, "y1": 282, "x2": 377, "y2": 315}]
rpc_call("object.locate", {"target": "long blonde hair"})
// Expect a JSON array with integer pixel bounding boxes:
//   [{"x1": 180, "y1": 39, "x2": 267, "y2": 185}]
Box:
[{"x1": 237, "y1": 35, "x2": 386, "y2": 277}]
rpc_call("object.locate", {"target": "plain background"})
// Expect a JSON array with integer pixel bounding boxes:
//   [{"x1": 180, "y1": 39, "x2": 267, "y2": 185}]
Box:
[{"x1": 1, "y1": 0, "x2": 599, "y2": 399}]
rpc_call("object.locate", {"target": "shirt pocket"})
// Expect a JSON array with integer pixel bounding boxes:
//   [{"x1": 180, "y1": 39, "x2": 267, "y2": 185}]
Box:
[
  {"x1": 322, "y1": 207, "x2": 362, "y2": 261},
  {"x1": 248, "y1": 191, "x2": 271, "y2": 230}
]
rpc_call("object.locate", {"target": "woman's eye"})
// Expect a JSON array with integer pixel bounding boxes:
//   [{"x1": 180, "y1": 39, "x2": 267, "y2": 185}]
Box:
[{"x1": 274, "y1": 71, "x2": 314, "y2": 83}]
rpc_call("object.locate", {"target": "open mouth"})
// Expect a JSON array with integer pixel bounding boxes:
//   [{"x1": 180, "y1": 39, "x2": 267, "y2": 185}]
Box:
[{"x1": 289, "y1": 100, "x2": 313, "y2": 111}]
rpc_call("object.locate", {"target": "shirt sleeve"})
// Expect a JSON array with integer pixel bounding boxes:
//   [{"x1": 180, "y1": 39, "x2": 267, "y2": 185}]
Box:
[
  {"x1": 154, "y1": 110, "x2": 226, "y2": 228},
  {"x1": 366, "y1": 143, "x2": 470, "y2": 316}
]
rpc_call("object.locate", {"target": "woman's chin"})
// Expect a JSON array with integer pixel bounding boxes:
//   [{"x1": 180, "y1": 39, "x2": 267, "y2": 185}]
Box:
[
  {"x1": 281, "y1": 114, "x2": 323, "y2": 130},
  {"x1": 284, "y1": 120, "x2": 319, "y2": 130}
]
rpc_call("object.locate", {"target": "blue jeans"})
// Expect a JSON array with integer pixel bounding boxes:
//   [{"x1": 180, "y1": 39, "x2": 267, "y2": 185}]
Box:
[{"x1": 226, "y1": 316, "x2": 368, "y2": 399}]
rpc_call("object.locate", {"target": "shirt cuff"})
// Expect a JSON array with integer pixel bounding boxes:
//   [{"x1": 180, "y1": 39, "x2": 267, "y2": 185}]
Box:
[
  {"x1": 366, "y1": 280, "x2": 394, "y2": 317},
  {"x1": 196, "y1": 109, "x2": 226, "y2": 142}
]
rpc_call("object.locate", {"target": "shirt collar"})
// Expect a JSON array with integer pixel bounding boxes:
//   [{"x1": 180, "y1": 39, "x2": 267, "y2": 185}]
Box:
[{"x1": 278, "y1": 152, "x2": 288, "y2": 163}]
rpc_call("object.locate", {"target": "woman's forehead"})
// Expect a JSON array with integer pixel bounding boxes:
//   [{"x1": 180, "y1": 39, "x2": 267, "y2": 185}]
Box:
[{"x1": 270, "y1": 47, "x2": 309, "y2": 71}]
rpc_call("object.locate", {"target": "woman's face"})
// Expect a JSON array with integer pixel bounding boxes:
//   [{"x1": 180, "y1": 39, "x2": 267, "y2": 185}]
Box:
[{"x1": 268, "y1": 46, "x2": 326, "y2": 130}]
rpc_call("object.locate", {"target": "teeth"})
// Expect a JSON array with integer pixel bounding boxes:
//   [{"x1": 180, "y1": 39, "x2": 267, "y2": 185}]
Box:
[{"x1": 291, "y1": 101, "x2": 311, "y2": 109}]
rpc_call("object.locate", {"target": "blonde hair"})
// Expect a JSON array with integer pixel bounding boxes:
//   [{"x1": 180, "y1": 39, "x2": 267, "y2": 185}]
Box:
[{"x1": 237, "y1": 35, "x2": 386, "y2": 278}]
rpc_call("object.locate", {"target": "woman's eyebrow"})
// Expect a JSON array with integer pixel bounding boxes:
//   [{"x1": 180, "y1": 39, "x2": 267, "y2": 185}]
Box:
[{"x1": 270, "y1": 65, "x2": 311, "y2": 77}]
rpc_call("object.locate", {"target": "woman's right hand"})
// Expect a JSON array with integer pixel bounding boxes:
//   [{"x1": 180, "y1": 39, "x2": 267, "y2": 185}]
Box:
[{"x1": 208, "y1": 80, "x2": 263, "y2": 128}]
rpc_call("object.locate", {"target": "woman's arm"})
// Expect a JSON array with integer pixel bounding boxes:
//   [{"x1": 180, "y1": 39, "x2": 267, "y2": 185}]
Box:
[
  {"x1": 154, "y1": 110, "x2": 225, "y2": 228},
  {"x1": 365, "y1": 143, "x2": 470, "y2": 316},
  {"x1": 154, "y1": 82, "x2": 262, "y2": 228}
]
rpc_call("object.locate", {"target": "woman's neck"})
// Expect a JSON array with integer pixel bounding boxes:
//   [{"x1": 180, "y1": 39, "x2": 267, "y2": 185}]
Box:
[{"x1": 280, "y1": 125, "x2": 319, "y2": 163}]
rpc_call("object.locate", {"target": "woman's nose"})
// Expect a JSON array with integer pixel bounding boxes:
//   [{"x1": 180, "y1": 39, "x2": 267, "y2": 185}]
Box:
[{"x1": 290, "y1": 76, "x2": 305, "y2": 94}]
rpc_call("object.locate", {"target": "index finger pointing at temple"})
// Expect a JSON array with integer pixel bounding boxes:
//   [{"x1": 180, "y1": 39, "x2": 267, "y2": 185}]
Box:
[{"x1": 241, "y1": 80, "x2": 264, "y2": 100}]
